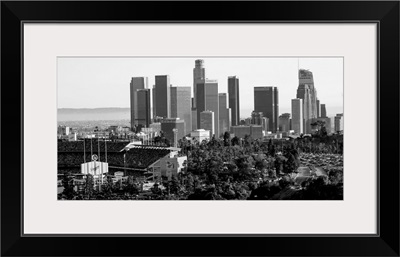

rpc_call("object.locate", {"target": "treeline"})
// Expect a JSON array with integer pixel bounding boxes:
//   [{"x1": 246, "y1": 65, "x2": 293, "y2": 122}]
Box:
[{"x1": 59, "y1": 132, "x2": 343, "y2": 200}]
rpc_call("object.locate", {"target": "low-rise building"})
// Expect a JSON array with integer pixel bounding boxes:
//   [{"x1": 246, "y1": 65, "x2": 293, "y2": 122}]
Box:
[
  {"x1": 231, "y1": 125, "x2": 263, "y2": 139},
  {"x1": 58, "y1": 125, "x2": 70, "y2": 136},
  {"x1": 148, "y1": 151, "x2": 187, "y2": 181},
  {"x1": 190, "y1": 129, "x2": 210, "y2": 143}
]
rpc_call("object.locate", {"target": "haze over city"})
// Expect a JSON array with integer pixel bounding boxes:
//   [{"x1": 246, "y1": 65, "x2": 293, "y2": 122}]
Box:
[{"x1": 57, "y1": 57, "x2": 343, "y2": 118}]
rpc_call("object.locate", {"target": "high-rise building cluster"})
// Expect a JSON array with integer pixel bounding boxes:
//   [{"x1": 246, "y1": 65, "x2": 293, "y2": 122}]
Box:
[
  {"x1": 290, "y1": 69, "x2": 343, "y2": 135},
  {"x1": 130, "y1": 61, "x2": 343, "y2": 144},
  {"x1": 130, "y1": 60, "x2": 236, "y2": 144}
]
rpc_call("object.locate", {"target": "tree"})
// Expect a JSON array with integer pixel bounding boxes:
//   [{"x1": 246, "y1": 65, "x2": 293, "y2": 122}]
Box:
[
  {"x1": 254, "y1": 154, "x2": 267, "y2": 170},
  {"x1": 125, "y1": 176, "x2": 140, "y2": 195},
  {"x1": 84, "y1": 174, "x2": 94, "y2": 198},
  {"x1": 243, "y1": 134, "x2": 252, "y2": 148},
  {"x1": 223, "y1": 131, "x2": 231, "y2": 146},
  {"x1": 151, "y1": 183, "x2": 162, "y2": 196},
  {"x1": 104, "y1": 175, "x2": 116, "y2": 195},
  {"x1": 283, "y1": 152, "x2": 298, "y2": 173},
  {"x1": 269, "y1": 144, "x2": 276, "y2": 156},
  {"x1": 61, "y1": 172, "x2": 75, "y2": 200},
  {"x1": 231, "y1": 136, "x2": 240, "y2": 146},
  {"x1": 311, "y1": 120, "x2": 328, "y2": 138},
  {"x1": 168, "y1": 175, "x2": 181, "y2": 195},
  {"x1": 274, "y1": 155, "x2": 286, "y2": 174},
  {"x1": 154, "y1": 136, "x2": 162, "y2": 145}
]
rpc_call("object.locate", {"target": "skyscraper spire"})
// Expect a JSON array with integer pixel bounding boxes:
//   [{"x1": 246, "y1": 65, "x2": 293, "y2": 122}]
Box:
[{"x1": 297, "y1": 69, "x2": 318, "y2": 133}]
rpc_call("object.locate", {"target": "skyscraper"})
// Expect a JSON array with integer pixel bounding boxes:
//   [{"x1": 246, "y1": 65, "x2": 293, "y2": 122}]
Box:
[
  {"x1": 261, "y1": 117, "x2": 269, "y2": 132},
  {"x1": 191, "y1": 108, "x2": 197, "y2": 132},
  {"x1": 254, "y1": 86, "x2": 279, "y2": 133},
  {"x1": 170, "y1": 86, "x2": 192, "y2": 135},
  {"x1": 334, "y1": 113, "x2": 344, "y2": 132},
  {"x1": 316, "y1": 99, "x2": 321, "y2": 118},
  {"x1": 154, "y1": 75, "x2": 171, "y2": 118},
  {"x1": 291, "y1": 99, "x2": 303, "y2": 134},
  {"x1": 200, "y1": 111, "x2": 214, "y2": 138},
  {"x1": 317, "y1": 117, "x2": 335, "y2": 134},
  {"x1": 196, "y1": 80, "x2": 219, "y2": 136},
  {"x1": 251, "y1": 111, "x2": 264, "y2": 126},
  {"x1": 135, "y1": 89, "x2": 151, "y2": 129},
  {"x1": 279, "y1": 113, "x2": 291, "y2": 132},
  {"x1": 152, "y1": 88, "x2": 156, "y2": 119},
  {"x1": 193, "y1": 59, "x2": 205, "y2": 109},
  {"x1": 228, "y1": 76, "x2": 240, "y2": 126},
  {"x1": 321, "y1": 104, "x2": 327, "y2": 118},
  {"x1": 218, "y1": 93, "x2": 231, "y2": 136},
  {"x1": 191, "y1": 97, "x2": 197, "y2": 131},
  {"x1": 297, "y1": 69, "x2": 318, "y2": 133},
  {"x1": 160, "y1": 118, "x2": 185, "y2": 145},
  {"x1": 130, "y1": 77, "x2": 148, "y2": 130}
]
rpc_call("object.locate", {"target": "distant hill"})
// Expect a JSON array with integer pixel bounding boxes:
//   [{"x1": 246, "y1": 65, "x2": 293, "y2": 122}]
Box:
[{"x1": 58, "y1": 107, "x2": 130, "y2": 121}]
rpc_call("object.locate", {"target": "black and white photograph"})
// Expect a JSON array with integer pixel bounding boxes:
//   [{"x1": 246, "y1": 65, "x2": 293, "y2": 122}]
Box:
[
  {"x1": 57, "y1": 57, "x2": 344, "y2": 200},
  {"x1": 3, "y1": 0, "x2": 398, "y2": 255}
]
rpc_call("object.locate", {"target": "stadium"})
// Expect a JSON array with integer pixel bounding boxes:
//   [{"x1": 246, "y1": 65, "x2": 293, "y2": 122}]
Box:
[{"x1": 58, "y1": 140, "x2": 184, "y2": 179}]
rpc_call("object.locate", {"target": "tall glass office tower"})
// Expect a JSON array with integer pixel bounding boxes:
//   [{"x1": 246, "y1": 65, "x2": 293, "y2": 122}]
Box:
[
  {"x1": 228, "y1": 76, "x2": 240, "y2": 126},
  {"x1": 254, "y1": 86, "x2": 279, "y2": 133},
  {"x1": 297, "y1": 69, "x2": 318, "y2": 133},
  {"x1": 130, "y1": 77, "x2": 148, "y2": 130}
]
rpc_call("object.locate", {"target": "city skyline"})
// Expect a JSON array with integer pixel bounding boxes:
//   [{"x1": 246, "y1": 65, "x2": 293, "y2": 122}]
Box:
[
  {"x1": 57, "y1": 57, "x2": 344, "y2": 118},
  {"x1": 57, "y1": 59, "x2": 344, "y2": 201}
]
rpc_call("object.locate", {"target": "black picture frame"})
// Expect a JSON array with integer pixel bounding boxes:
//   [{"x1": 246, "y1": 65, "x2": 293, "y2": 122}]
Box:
[{"x1": 1, "y1": 1, "x2": 399, "y2": 256}]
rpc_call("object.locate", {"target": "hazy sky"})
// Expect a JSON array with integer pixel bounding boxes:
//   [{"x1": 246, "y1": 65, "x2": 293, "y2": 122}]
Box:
[{"x1": 58, "y1": 57, "x2": 343, "y2": 118}]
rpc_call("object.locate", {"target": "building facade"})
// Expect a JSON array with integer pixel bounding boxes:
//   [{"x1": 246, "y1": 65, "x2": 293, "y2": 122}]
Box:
[
  {"x1": 250, "y1": 125, "x2": 263, "y2": 139},
  {"x1": 218, "y1": 93, "x2": 231, "y2": 136},
  {"x1": 228, "y1": 76, "x2": 240, "y2": 127},
  {"x1": 279, "y1": 113, "x2": 291, "y2": 132},
  {"x1": 170, "y1": 86, "x2": 192, "y2": 135},
  {"x1": 297, "y1": 69, "x2": 318, "y2": 133},
  {"x1": 231, "y1": 126, "x2": 250, "y2": 139},
  {"x1": 190, "y1": 129, "x2": 210, "y2": 143},
  {"x1": 231, "y1": 125, "x2": 263, "y2": 139},
  {"x1": 149, "y1": 154, "x2": 187, "y2": 181},
  {"x1": 193, "y1": 59, "x2": 205, "y2": 109},
  {"x1": 58, "y1": 125, "x2": 70, "y2": 136},
  {"x1": 160, "y1": 118, "x2": 185, "y2": 145},
  {"x1": 154, "y1": 75, "x2": 171, "y2": 118},
  {"x1": 334, "y1": 113, "x2": 344, "y2": 133},
  {"x1": 135, "y1": 89, "x2": 151, "y2": 129},
  {"x1": 149, "y1": 122, "x2": 162, "y2": 135},
  {"x1": 199, "y1": 111, "x2": 215, "y2": 137},
  {"x1": 251, "y1": 111, "x2": 264, "y2": 126},
  {"x1": 261, "y1": 117, "x2": 269, "y2": 132},
  {"x1": 254, "y1": 86, "x2": 279, "y2": 132},
  {"x1": 196, "y1": 80, "x2": 219, "y2": 136},
  {"x1": 321, "y1": 104, "x2": 327, "y2": 118},
  {"x1": 317, "y1": 117, "x2": 335, "y2": 134},
  {"x1": 130, "y1": 77, "x2": 148, "y2": 130},
  {"x1": 191, "y1": 108, "x2": 197, "y2": 131},
  {"x1": 245, "y1": 117, "x2": 252, "y2": 126},
  {"x1": 291, "y1": 98, "x2": 303, "y2": 135}
]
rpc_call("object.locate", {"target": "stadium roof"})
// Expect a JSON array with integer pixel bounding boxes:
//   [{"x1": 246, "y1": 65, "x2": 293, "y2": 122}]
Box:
[{"x1": 122, "y1": 144, "x2": 181, "y2": 152}]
